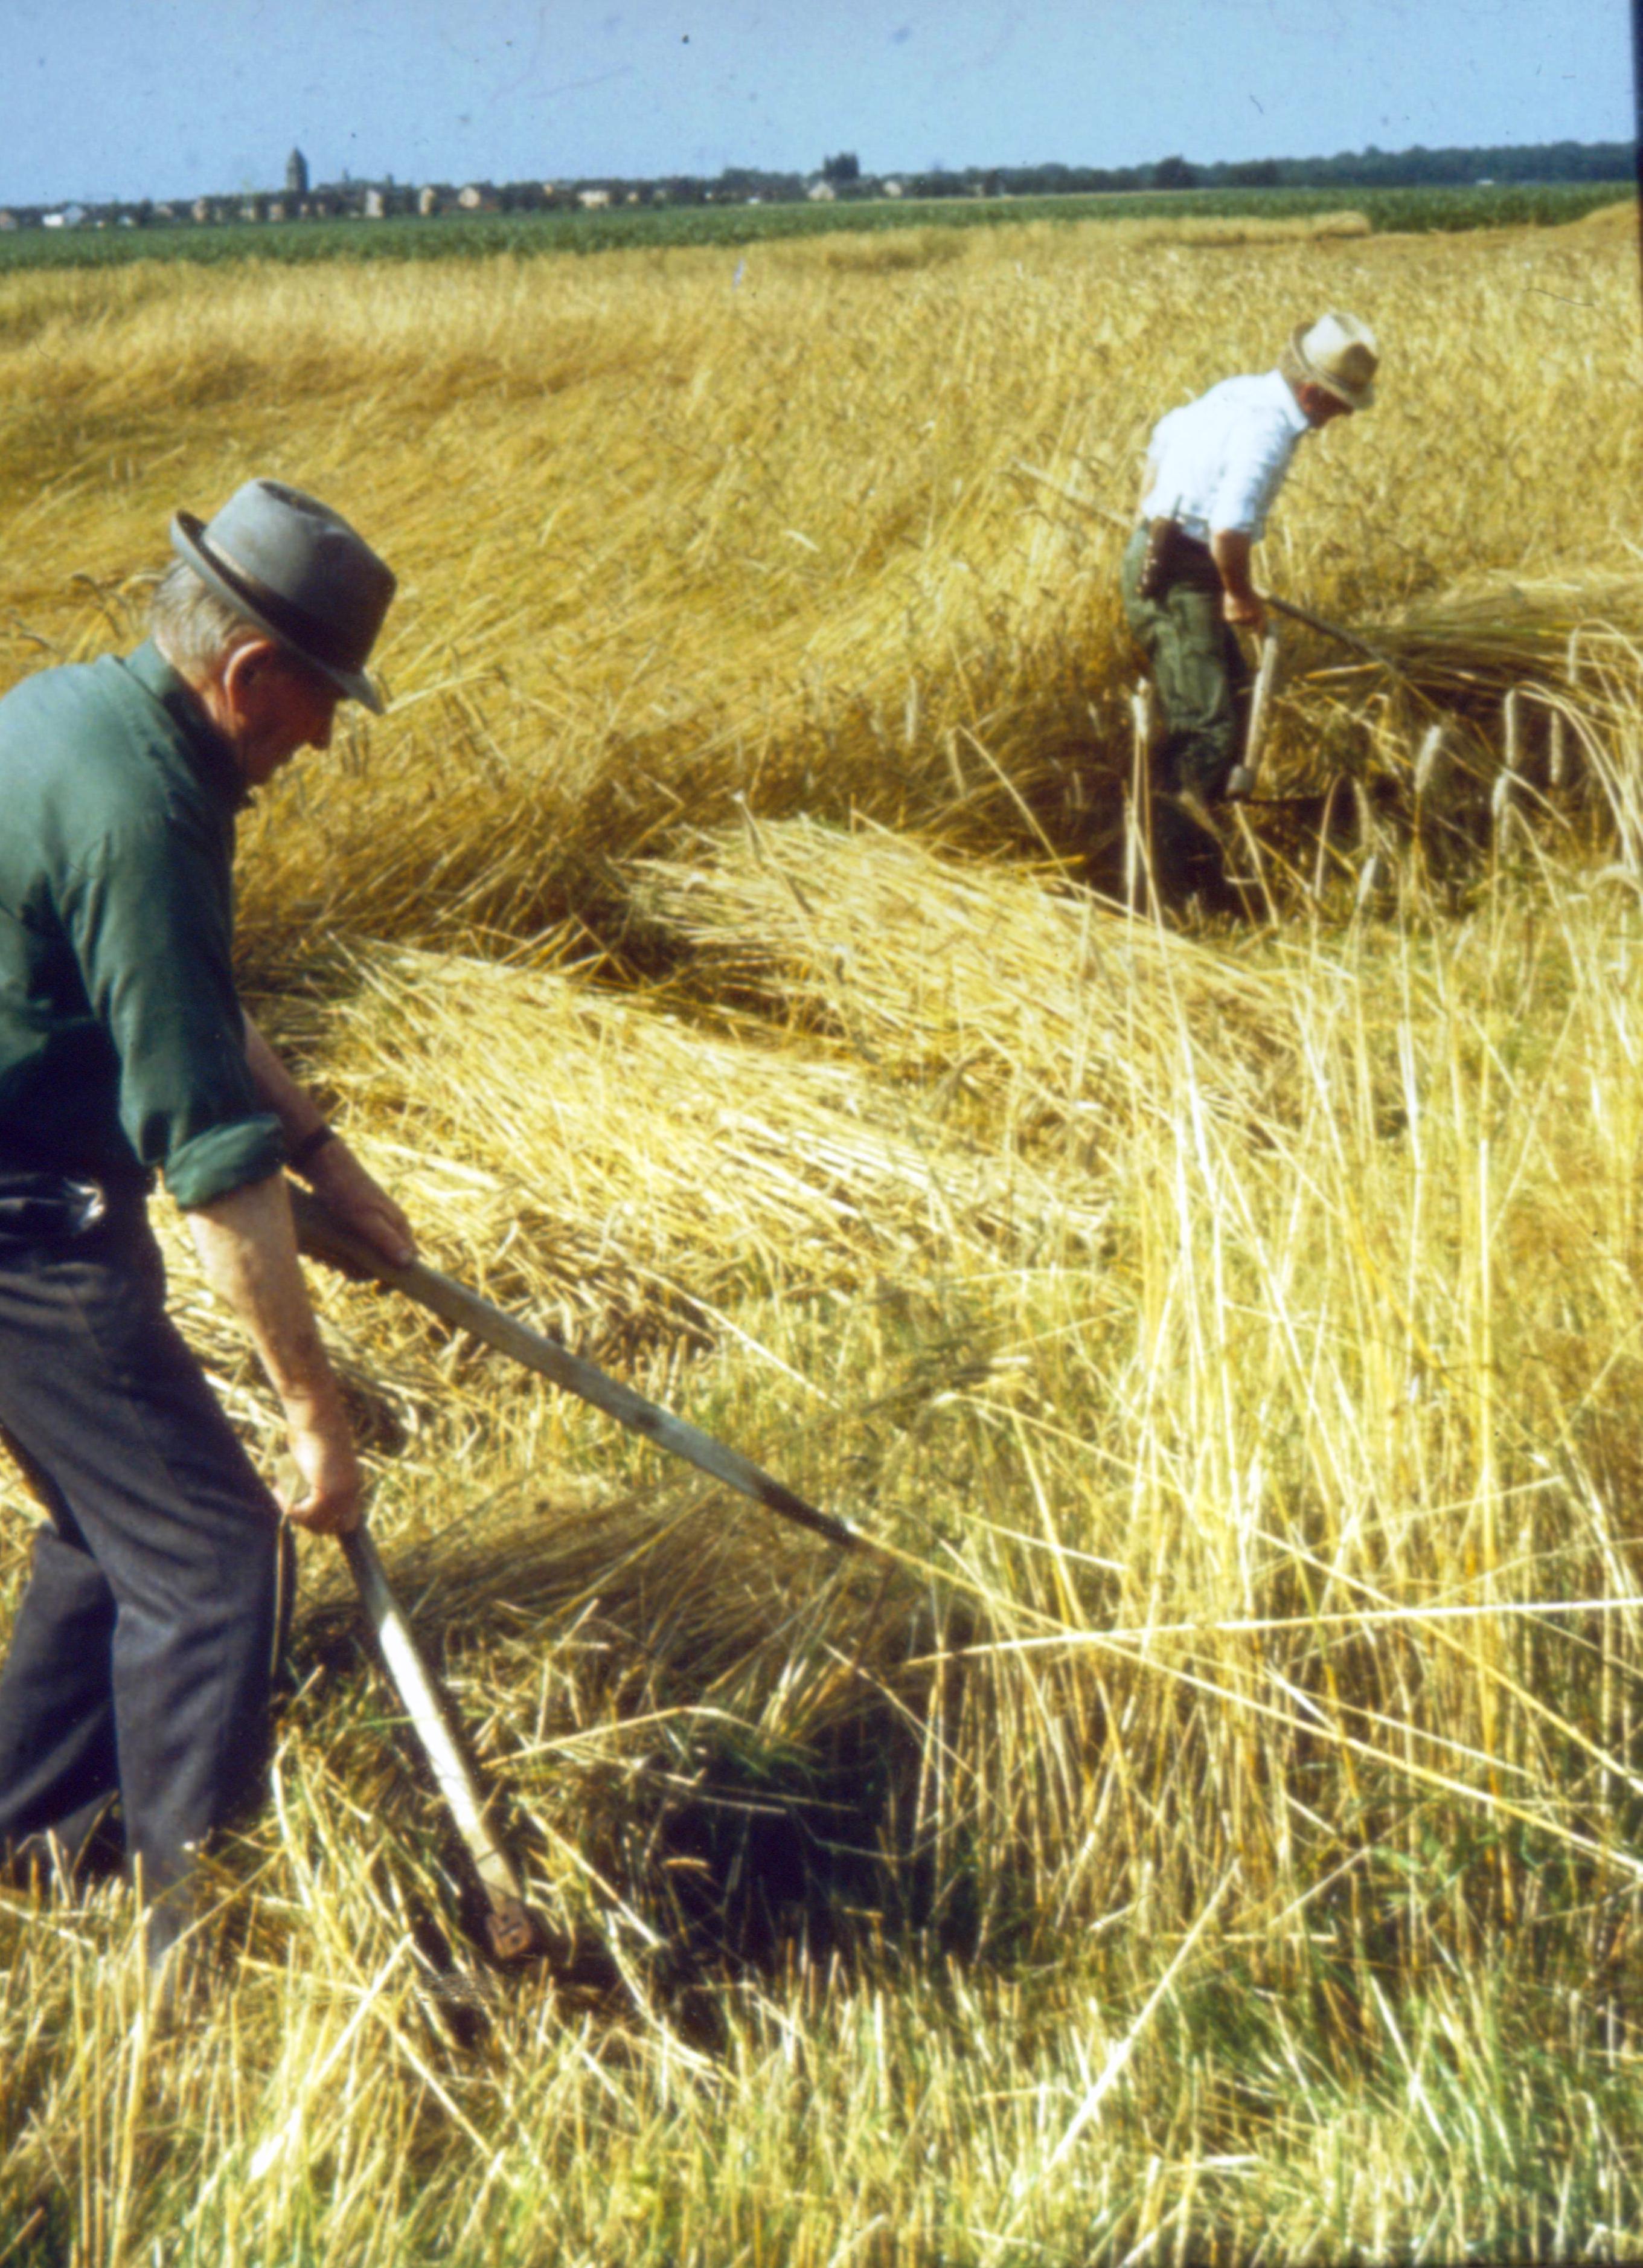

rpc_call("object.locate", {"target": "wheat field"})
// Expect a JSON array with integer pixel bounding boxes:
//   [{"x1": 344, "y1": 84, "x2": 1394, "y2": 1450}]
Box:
[{"x1": 1, "y1": 203, "x2": 1642, "y2": 2265}]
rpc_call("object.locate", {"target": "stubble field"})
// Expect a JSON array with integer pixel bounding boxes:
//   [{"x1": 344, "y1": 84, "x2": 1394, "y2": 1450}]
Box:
[{"x1": 2, "y1": 201, "x2": 1643, "y2": 2264}]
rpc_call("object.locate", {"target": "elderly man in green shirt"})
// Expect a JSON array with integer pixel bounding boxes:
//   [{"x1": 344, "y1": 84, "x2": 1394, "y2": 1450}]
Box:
[{"x1": 0, "y1": 479, "x2": 414, "y2": 1970}]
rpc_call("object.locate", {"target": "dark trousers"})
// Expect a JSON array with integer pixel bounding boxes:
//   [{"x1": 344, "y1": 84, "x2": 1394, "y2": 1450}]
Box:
[
  {"x1": 0, "y1": 1177, "x2": 287, "y2": 1926},
  {"x1": 1121, "y1": 525, "x2": 1252, "y2": 898}
]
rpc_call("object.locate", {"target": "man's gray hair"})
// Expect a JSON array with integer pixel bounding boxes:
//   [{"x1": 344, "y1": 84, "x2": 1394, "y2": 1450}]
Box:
[{"x1": 150, "y1": 558, "x2": 262, "y2": 678}]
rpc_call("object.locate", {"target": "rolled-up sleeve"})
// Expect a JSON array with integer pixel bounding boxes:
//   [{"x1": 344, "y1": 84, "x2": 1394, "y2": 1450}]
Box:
[{"x1": 60, "y1": 812, "x2": 284, "y2": 1208}]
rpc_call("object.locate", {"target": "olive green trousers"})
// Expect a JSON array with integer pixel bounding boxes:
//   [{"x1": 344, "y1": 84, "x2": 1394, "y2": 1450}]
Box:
[{"x1": 1119, "y1": 525, "x2": 1251, "y2": 800}]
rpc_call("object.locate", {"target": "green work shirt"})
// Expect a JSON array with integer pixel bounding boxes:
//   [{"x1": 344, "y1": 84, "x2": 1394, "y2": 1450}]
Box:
[{"x1": 0, "y1": 640, "x2": 284, "y2": 1208}]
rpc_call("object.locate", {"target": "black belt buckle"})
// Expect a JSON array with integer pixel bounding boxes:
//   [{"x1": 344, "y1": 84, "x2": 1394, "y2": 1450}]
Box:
[{"x1": 0, "y1": 1172, "x2": 112, "y2": 1246}]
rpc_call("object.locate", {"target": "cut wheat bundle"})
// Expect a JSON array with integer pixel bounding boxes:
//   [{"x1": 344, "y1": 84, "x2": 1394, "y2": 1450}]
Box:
[
  {"x1": 254, "y1": 936, "x2": 1115, "y2": 1367},
  {"x1": 1300, "y1": 573, "x2": 1643, "y2": 713},
  {"x1": 634, "y1": 815, "x2": 1295, "y2": 1134}
]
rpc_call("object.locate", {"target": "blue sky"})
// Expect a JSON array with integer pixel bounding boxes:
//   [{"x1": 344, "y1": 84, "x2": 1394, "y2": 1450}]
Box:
[{"x1": 0, "y1": 0, "x2": 1632, "y2": 207}]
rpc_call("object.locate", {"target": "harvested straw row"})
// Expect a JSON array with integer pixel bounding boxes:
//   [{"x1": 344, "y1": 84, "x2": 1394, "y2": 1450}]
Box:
[
  {"x1": 634, "y1": 815, "x2": 1295, "y2": 1131},
  {"x1": 1222, "y1": 574, "x2": 1643, "y2": 829},
  {"x1": 228, "y1": 935, "x2": 1115, "y2": 1370},
  {"x1": 156, "y1": 844, "x2": 1235, "y2": 1494},
  {"x1": 1302, "y1": 572, "x2": 1643, "y2": 713},
  {"x1": 760, "y1": 210, "x2": 1372, "y2": 278}
]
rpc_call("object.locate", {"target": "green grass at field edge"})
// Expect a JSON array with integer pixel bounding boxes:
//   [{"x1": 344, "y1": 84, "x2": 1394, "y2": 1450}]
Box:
[{"x1": 0, "y1": 179, "x2": 1629, "y2": 275}]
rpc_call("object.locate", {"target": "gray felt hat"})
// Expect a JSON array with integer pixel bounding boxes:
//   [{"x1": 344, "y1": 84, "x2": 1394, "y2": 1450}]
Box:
[{"x1": 170, "y1": 478, "x2": 396, "y2": 712}]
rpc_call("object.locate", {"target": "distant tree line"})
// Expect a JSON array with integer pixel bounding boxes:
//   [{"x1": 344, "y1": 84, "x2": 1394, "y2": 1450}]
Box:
[
  {"x1": 552, "y1": 139, "x2": 1635, "y2": 206},
  {"x1": 1145, "y1": 140, "x2": 1635, "y2": 191},
  {"x1": 647, "y1": 138, "x2": 1634, "y2": 203},
  {"x1": 2, "y1": 138, "x2": 1630, "y2": 232},
  {"x1": 886, "y1": 140, "x2": 1633, "y2": 199}
]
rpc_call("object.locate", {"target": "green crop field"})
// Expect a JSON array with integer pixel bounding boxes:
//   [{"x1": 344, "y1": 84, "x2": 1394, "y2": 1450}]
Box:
[{"x1": 0, "y1": 178, "x2": 1628, "y2": 274}]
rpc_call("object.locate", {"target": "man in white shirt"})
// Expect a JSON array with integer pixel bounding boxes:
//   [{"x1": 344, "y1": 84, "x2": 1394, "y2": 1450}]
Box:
[{"x1": 1121, "y1": 312, "x2": 1379, "y2": 899}]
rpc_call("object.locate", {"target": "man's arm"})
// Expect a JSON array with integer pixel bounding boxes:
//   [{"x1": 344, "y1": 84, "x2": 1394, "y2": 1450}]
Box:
[
  {"x1": 1209, "y1": 530, "x2": 1264, "y2": 632},
  {"x1": 187, "y1": 1172, "x2": 362, "y2": 1533},
  {"x1": 243, "y1": 1014, "x2": 415, "y2": 1268}
]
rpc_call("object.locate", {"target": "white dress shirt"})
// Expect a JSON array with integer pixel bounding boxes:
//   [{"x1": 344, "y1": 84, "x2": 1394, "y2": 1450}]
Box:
[{"x1": 1139, "y1": 369, "x2": 1312, "y2": 543}]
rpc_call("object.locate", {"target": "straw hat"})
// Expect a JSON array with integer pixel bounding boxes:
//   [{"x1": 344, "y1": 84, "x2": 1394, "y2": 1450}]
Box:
[
  {"x1": 170, "y1": 479, "x2": 396, "y2": 712},
  {"x1": 1284, "y1": 312, "x2": 1378, "y2": 411}
]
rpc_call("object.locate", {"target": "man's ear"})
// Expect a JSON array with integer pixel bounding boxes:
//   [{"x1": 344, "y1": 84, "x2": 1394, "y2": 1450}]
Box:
[{"x1": 219, "y1": 638, "x2": 280, "y2": 716}]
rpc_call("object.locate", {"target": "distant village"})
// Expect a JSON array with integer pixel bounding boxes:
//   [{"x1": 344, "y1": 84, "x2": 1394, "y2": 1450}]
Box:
[
  {"x1": 0, "y1": 147, "x2": 974, "y2": 232},
  {"x1": 0, "y1": 138, "x2": 1629, "y2": 233}
]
